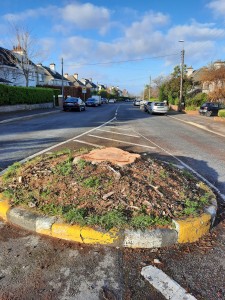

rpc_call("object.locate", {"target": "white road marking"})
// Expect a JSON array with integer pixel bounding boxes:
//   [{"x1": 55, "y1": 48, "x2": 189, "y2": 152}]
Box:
[
  {"x1": 73, "y1": 139, "x2": 103, "y2": 148},
  {"x1": 141, "y1": 266, "x2": 197, "y2": 300},
  {"x1": 134, "y1": 128, "x2": 225, "y2": 202},
  {"x1": 0, "y1": 117, "x2": 116, "y2": 175},
  {"x1": 87, "y1": 134, "x2": 156, "y2": 149},
  {"x1": 97, "y1": 129, "x2": 140, "y2": 137},
  {"x1": 169, "y1": 116, "x2": 225, "y2": 138},
  {"x1": 104, "y1": 125, "x2": 132, "y2": 131}
]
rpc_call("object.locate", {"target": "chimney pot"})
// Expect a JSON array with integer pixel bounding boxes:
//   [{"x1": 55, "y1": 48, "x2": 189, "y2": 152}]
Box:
[{"x1": 49, "y1": 63, "x2": 56, "y2": 72}]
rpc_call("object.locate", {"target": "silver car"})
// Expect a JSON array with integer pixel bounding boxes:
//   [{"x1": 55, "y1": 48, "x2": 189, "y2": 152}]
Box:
[{"x1": 149, "y1": 102, "x2": 169, "y2": 114}]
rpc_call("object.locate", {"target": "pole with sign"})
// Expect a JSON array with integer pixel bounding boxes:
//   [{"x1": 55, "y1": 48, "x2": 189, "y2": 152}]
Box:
[{"x1": 82, "y1": 87, "x2": 86, "y2": 102}]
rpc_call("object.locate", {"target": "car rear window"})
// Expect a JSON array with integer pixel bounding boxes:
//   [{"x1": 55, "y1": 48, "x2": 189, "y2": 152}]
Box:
[
  {"x1": 65, "y1": 98, "x2": 78, "y2": 103},
  {"x1": 154, "y1": 102, "x2": 165, "y2": 107}
]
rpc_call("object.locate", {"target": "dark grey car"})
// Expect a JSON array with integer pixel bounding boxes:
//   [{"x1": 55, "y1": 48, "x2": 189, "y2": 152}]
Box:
[{"x1": 63, "y1": 97, "x2": 86, "y2": 112}]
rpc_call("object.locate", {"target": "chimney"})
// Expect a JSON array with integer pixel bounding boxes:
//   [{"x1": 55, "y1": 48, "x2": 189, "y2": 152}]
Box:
[
  {"x1": 74, "y1": 73, "x2": 78, "y2": 79},
  {"x1": 12, "y1": 44, "x2": 25, "y2": 55},
  {"x1": 89, "y1": 78, "x2": 92, "y2": 82},
  {"x1": 49, "y1": 63, "x2": 56, "y2": 72},
  {"x1": 64, "y1": 73, "x2": 68, "y2": 78},
  {"x1": 186, "y1": 66, "x2": 194, "y2": 77},
  {"x1": 37, "y1": 63, "x2": 42, "y2": 67}
]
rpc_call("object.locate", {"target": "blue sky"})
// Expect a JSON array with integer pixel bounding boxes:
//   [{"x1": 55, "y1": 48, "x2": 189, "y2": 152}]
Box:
[{"x1": 1, "y1": 0, "x2": 225, "y2": 95}]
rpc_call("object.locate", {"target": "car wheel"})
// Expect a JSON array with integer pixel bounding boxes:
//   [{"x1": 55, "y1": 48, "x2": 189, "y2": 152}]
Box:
[
  {"x1": 83, "y1": 106, "x2": 86, "y2": 111},
  {"x1": 78, "y1": 107, "x2": 82, "y2": 112},
  {"x1": 206, "y1": 111, "x2": 212, "y2": 117}
]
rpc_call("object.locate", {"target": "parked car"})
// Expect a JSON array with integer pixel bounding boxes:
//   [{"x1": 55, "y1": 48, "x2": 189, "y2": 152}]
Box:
[
  {"x1": 133, "y1": 99, "x2": 141, "y2": 106},
  {"x1": 144, "y1": 101, "x2": 152, "y2": 113},
  {"x1": 149, "y1": 102, "x2": 169, "y2": 114},
  {"x1": 108, "y1": 99, "x2": 115, "y2": 103},
  {"x1": 199, "y1": 102, "x2": 224, "y2": 116},
  {"x1": 86, "y1": 98, "x2": 100, "y2": 107},
  {"x1": 101, "y1": 98, "x2": 108, "y2": 104},
  {"x1": 63, "y1": 97, "x2": 86, "y2": 112}
]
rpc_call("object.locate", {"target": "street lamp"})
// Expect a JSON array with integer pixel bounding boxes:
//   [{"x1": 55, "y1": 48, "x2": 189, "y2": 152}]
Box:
[{"x1": 178, "y1": 40, "x2": 185, "y2": 112}]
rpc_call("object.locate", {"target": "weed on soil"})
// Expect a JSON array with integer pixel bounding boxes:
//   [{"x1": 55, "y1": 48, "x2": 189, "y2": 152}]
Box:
[{"x1": 0, "y1": 148, "x2": 214, "y2": 230}]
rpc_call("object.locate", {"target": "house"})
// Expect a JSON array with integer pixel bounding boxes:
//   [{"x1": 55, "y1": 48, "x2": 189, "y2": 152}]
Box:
[
  {"x1": 64, "y1": 73, "x2": 85, "y2": 88},
  {"x1": 97, "y1": 83, "x2": 107, "y2": 91},
  {"x1": 0, "y1": 46, "x2": 20, "y2": 86},
  {"x1": 37, "y1": 63, "x2": 70, "y2": 87},
  {"x1": 80, "y1": 78, "x2": 98, "y2": 93},
  {"x1": 0, "y1": 45, "x2": 44, "y2": 87},
  {"x1": 187, "y1": 61, "x2": 225, "y2": 95},
  {"x1": 11, "y1": 45, "x2": 39, "y2": 87}
]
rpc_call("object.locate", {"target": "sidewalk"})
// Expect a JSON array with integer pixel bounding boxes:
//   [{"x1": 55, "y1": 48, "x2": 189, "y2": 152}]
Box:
[
  {"x1": 168, "y1": 111, "x2": 225, "y2": 137},
  {"x1": 0, "y1": 107, "x2": 61, "y2": 124}
]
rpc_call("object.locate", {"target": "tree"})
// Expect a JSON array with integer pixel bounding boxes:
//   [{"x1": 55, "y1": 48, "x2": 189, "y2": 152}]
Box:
[
  {"x1": 157, "y1": 65, "x2": 192, "y2": 104},
  {"x1": 199, "y1": 63, "x2": 225, "y2": 103},
  {"x1": 4, "y1": 25, "x2": 43, "y2": 87}
]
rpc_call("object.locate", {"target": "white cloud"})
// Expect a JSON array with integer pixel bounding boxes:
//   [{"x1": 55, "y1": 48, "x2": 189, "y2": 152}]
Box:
[
  {"x1": 208, "y1": 0, "x2": 225, "y2": 17},
  {"x1": 61, "y1": 3, "x2": 111, "y2": 33},
  {"x1": 62, "y1": 36, "x2": 94, "y2": 61},
  {"x1": 167, "y1": 21, "x2": 225, "y2": 42},
  {"x1": 3, "y1": 6, "x2": 57, "y2": 22},
  {"x1": 124, "y1": 12, "x2": 169, "y2": 39}
]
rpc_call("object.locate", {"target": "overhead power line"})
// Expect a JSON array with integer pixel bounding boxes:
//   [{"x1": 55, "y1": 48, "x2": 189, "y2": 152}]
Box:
[{"x1": 64, "y1": 53, "x2": 178, "y2": 67}]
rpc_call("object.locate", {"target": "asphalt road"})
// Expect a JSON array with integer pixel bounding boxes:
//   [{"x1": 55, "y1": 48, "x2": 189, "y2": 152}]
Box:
[{"x1": 0, "y1": 102, "x2": 225, "y2": 299}]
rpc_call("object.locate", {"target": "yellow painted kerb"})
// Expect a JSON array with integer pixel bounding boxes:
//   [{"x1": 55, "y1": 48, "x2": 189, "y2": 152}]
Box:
[
  {"x1": 174, "y1": 213, "x2": 211, "y2": 243},
  {"x1": 52, "y1": 223, "x2": 119, "y2": 245},
  {"x1": 0, "y1": 193, "x2": 11, "y2": 221}
]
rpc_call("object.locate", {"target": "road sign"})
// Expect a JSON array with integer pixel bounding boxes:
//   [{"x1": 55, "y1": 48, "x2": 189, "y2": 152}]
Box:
[{"x1": 82, "y1": 87, "x2": 87, "y2": 94}]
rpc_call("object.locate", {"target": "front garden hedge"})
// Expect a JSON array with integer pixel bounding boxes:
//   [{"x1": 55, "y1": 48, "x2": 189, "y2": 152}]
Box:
[{"x1": 0, "y1": 84, "x2": 54, "y2": 106}]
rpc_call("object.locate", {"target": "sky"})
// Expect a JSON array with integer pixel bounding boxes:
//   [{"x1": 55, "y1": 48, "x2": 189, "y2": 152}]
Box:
[{"x1": 1, "y1": 0, "x2": 225, "y2": 95}]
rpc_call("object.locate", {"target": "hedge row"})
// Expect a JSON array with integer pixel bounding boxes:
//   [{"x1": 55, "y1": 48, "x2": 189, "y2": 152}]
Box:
[{"x1": 0, "y1": 85, "x2": 54, "y2": 106}]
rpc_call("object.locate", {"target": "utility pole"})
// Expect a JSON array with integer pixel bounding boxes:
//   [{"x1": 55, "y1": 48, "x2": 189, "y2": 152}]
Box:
[
  {"x1": 179, "y1": 40, "x2": 184, "y2": 112},
  {"x1": 149, "y1": 76, "x2": 151, "y2": 100},
  {"x1": 61, "y1": 57, "x2": 64, "y2": 100}
]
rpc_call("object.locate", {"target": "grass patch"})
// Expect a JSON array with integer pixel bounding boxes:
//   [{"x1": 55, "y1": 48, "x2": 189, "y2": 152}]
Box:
[
  {"x1": 130, "y1": 215, "x2": 171, "y2": 230},
  {"x1": 53, "y1": 157, "x2": 73, "y2": 176},
  {"x1": 2, "y1": 162, "x2": 21, "y2": 182},
  {"x1": 82, "y1": 176, "x2": 100, "y2": 188}
]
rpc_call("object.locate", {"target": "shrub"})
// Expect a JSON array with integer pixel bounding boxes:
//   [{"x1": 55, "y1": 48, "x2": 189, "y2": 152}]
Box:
[
  {"x1": 185, "y1": 92, "x2": 207, "y2": 108},
  {"x1": 0, "y1": 85, "x2": 54, "y2": 106},
  {"x1": 218, "y1": 109, "x2": 225, "y2": 118}
]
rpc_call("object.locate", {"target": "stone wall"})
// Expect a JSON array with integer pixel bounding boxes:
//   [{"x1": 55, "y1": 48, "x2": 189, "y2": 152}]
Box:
[{"x1": 0, "y1": 102, "x2": 54, "y2": 112}]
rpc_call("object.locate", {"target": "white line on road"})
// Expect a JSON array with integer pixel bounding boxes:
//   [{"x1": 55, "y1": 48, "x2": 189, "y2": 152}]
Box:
[
  {"x1": 73, "y1": 139, "x2": 103, "y2": 148},
  {"x1": 104, "y1": 125, "x2": 132, "y2": 131},
  {"x1": 96, "y1": 129, "x2": 140, "y2": 137},
  {"x1": 134, "y1": 128, "x2": 225, "y2": 202},
  {"x1": 141, "y1": 266, "x2": 197, "y2": 300},
  {"x1": 0, "y1": 117, "x2": 116, "y2": 175},
  {"x1": 87, "y1": 134, "x2": 156, "y2": 149},
  {"x1": 169, "y1": 115, "x2": 225, "y2": 138}
]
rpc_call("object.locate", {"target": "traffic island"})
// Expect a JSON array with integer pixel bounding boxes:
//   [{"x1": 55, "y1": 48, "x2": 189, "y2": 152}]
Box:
[{"x1": 0, "y1": 147, "x2": 217, "y2": 248}]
